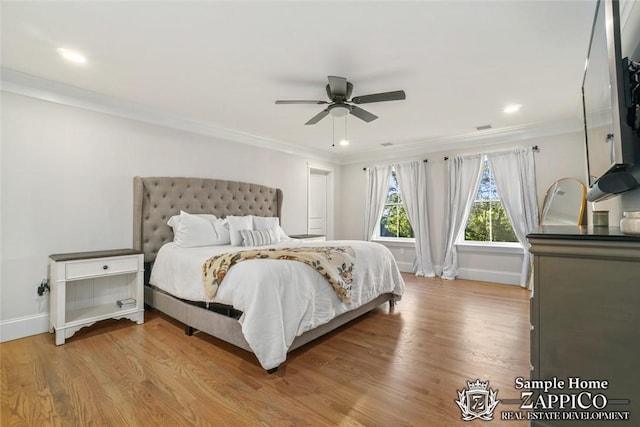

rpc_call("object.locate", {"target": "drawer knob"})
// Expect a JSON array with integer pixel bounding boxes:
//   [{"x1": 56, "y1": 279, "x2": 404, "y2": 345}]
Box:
[{"x1": 103, "y1": 265, "x2": 109, "y2": 270}]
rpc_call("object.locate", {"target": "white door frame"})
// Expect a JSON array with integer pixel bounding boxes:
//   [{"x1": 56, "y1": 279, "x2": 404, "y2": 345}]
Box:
[{"x1": 307, "y1": 164, "x2": 333, "y2": 239}]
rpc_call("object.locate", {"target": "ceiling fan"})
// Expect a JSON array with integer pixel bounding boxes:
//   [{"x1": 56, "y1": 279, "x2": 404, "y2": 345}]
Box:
[{"x1": 275, "y1": 76, "x2": 406, "y2": 125}]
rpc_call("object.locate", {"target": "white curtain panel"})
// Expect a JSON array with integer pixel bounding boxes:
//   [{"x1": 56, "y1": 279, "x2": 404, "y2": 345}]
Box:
[
  {"x1": 364, "y1": 165, "x2": 393, "y2": 241},
  {"x1": 395, "y1": 161, "x2": 436, "y2": 277},
  {"x1": 487, "y1": 147, "x2": 539, "y2": 287},
  {"x1": 441, "y1": 154, "x2": 484, "y2": 280}
]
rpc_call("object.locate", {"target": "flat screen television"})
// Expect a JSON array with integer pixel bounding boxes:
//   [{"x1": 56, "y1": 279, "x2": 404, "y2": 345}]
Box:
[{"x1": 583, "y1": 0, "x2": 640, "y2": 202}]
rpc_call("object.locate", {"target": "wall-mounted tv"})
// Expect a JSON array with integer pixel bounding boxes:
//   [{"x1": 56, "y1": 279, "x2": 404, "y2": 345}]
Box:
[{"x1": 583, "y1": 0, "x2": 640, "y2": 202}]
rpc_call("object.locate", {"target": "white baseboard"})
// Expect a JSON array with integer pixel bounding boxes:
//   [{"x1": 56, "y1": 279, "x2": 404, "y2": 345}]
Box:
[
  {"x1": 0, "y1": 313, "x2": 49, "y2": 343},
  {"x1": 457, "y1": 267, "x2": 521, "y2": 286},
  {"x1": 0, "y1": 265, "x2": 519, "y2": 343},
  {"x1": 398, "y1": 263, "x2": 520, "y2": 286},
  {"x1": 396, "y1": 261, "x2": 414, "y2": 273}
]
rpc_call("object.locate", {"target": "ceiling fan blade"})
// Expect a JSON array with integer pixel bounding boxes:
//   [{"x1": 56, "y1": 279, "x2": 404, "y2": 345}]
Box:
[
  {"x1": 327, "y1": 76, "x2": 348, "y2": 97},
  {"x1": 275, "y1": 100, "x2": 328, "y2": 104},
  {"x1": 305, "y1": 109, "x2": 330, "y2": 125},
  {"x1": 349, "y1": 105, "x2": 378, "y2": 122},
  {"x1": 351, "y1": 90, "x2": 406, "y2": 104}
]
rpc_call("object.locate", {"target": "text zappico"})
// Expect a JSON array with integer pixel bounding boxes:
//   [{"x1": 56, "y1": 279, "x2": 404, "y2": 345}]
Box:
[{"x1": 515, "y1": 377, "x2": 611, "y2": 411}]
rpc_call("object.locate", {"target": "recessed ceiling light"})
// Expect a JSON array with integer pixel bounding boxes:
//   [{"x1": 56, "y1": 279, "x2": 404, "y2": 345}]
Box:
[
  {"x1": 503, "y1": 104, "x2": 522, "y2": 114},
  {"x1": 57, "y1": 48, "x2": 87, "y2": 65}
]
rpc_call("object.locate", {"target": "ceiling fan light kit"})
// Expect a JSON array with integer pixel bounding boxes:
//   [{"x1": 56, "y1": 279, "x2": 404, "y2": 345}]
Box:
[{"x1": 328, "y1": 104, "x2": 350, "y2": 117}]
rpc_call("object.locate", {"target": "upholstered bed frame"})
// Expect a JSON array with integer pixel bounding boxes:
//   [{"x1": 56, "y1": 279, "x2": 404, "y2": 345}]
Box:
[{"x1": 133, "y1": 176, "x2": 394, "y2": 372}]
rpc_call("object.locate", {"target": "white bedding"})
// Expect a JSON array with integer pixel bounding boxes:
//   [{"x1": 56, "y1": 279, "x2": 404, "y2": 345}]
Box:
[{"x1": 149, "y1": 240, "x2": 405, "y2": 370}]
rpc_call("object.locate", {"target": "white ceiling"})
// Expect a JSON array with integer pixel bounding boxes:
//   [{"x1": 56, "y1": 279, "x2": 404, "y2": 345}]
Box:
[{"x1": 1, "y1": 1, "x2": 598, "y2": 162}]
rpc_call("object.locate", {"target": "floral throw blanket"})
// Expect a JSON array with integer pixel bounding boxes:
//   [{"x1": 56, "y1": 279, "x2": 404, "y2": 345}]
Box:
[{"x1": 202, "y1": 246, "x2": 355, "y2": 303}]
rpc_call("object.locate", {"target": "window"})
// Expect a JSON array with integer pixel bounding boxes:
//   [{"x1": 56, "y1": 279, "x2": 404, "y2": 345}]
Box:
[
  {"x1": 464, "y1": 158, "x2": 518, "y2": 243},
  {"x1": 378, "y1": 170, "x2": 414, "y2": 239}
]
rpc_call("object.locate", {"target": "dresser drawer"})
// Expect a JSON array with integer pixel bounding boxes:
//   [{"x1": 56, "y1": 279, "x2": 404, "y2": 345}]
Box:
[{"x1": 65, "y1": 256, "x2": 139, "y2": 280}]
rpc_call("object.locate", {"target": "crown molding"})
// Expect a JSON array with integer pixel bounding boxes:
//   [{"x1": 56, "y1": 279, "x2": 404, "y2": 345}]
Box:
[
  {"x1": 2, "y1": 68, "x2": 582, "y2": 167},
  {"x1": 1, "y1": 68, "x2": 339, "y2": 164},
  {"x1": 338, "y1": 118, "x2": 584, "y2": 165}
]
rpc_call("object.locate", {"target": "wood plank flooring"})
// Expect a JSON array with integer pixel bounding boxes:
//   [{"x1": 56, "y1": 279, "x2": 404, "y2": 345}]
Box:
[{"x1": 1, "y1": 274, "x2": 530, "y2": 426}]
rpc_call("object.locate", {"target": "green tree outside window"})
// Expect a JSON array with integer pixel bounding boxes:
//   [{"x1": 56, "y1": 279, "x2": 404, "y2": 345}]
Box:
[
  {"x1": 379, "y1": 170, "x2": 414, "y2": 238},
  {"x1": 465, "y1": 159, "x2": 518, "y2": 242}
]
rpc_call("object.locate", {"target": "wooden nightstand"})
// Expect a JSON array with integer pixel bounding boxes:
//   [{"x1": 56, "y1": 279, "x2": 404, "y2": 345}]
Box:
[
  {"x1": 289, "y1": 234, "x2": 326, "y2": 242},
  {"x1": 48, "y1": 249, "x2": 144, "y2": 345}
]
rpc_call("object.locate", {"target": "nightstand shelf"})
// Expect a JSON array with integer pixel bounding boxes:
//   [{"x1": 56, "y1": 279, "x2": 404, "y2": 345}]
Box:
[
  {"x1": 65, "y1": 303, "x2": 141, "y2": 325},
  {"x1": 290, "y1": 234, "x2": 326, "y2": 242},
  {"x1": 49, "y1": 249, "x2": 144, "y2": 345}
]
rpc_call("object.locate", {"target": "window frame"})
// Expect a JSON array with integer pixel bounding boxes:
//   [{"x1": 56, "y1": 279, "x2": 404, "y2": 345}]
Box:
[
  {"x1": 373, "y1": 168, "x2": 415, "y2": 243},
  {"x1": 458, "y1": 156, "x2": 521, "y2": 249}
]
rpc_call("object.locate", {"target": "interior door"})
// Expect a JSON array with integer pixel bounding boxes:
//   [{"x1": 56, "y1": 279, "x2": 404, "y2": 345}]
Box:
[{"x1": 308, "y1": 170, "x2": 328, "y2": 235}]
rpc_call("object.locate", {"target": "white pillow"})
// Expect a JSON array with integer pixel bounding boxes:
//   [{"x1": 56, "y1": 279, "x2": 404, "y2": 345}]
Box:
[
  {"x1": 276, "y1": 226, "x2": 291, "y2": 241},
  {"x1": 172, "y1": 211, "x2": 219, "y2": 247},
  {"x1": 252, "y1": 216, "x2": 288, "y2": 242},
  {"x1": 227, "y1": 215, "x2": 253, "y2": 246},
  {"x1": 240, "y1": 229, "x2": 277, "y2": 247},
  {"x1": 211, "y1": 218, "x2": 231, "y2": 245},
  {"x1": 167, "y1": 211, "x2": 217, "y2": 229}
]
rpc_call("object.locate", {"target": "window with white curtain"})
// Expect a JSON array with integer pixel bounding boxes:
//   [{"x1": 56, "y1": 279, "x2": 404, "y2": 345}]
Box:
[
  {"x1": 462, "y1": 156, "x2": 518, "y2": 244},
  {"x1": 377, "y1": 169, "x2": 414, "y2": 240}
]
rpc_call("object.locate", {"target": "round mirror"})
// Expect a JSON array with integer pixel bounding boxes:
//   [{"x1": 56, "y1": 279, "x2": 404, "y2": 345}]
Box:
[{"x1": 541, "y1": 178, "x2": 587, "y2": 225}]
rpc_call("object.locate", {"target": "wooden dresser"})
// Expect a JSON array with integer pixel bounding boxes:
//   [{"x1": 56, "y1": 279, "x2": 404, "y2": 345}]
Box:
[{"x1": 527, "y1": 226, "x2": 639, "y2": 426}]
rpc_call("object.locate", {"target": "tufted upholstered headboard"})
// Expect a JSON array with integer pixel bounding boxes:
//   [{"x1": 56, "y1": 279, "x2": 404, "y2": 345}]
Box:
[{"x1": 133, "y1": 177, "x2": 283, "y2": 263}]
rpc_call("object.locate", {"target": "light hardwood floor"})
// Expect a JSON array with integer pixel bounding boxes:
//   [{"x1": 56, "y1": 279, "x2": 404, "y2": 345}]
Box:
[{"x1": 1, "y1": 274, "x2": 530, "y2": 426}]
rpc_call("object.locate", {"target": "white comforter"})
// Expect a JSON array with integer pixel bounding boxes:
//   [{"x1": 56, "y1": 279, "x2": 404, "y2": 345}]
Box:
[{"x1": 150, "y1": 240, "x2": 405, "y2": 370}]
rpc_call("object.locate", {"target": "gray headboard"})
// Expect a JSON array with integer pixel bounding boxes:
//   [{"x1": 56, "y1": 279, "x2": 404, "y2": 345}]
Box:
[{"x1": 133, "y1": 177, "x2": 283, "y2": 262}]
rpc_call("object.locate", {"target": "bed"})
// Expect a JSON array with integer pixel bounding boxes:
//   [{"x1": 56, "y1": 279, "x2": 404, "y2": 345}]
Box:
[{"x1": 133, "y1": 176, "x2": 405, "y2": 372}]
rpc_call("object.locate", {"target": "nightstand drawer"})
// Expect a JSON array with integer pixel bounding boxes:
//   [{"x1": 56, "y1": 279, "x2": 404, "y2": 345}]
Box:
[{"x1": 65, "y1": 256, "x2": 139, "y2": 280}]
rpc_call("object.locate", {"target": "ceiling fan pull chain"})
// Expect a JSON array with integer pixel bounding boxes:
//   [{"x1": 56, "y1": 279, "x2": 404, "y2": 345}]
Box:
[
  {"x1": 332, "y1": 116, "x2": 336, "y2": 147},
  {"x1": 344, "y1": 114, "x2": 348, "y2": 144}
]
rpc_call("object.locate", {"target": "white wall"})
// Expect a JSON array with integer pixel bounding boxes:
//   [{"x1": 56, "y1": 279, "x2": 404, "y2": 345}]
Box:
[
  {"x1": 0, "y1": 92, "x2": 340, "y2": 340},
  {"x1": 0, "y1": 89, "x2": 590, "y2": 341},
  {"x1": 339, "y1": 130, "x2": 588, "y2": 284}
]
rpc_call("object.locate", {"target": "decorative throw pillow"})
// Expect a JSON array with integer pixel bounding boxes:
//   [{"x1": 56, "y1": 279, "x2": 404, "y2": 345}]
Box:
[
  {"x1": 240, "y1": 229, "x2": 277, "y2": 247},
  {"x1": 227, "y1": 215, "x2": 254, "y2": 246},
  {"x1": 252, "y1": 216, "x2": 288, "y2": 242}
]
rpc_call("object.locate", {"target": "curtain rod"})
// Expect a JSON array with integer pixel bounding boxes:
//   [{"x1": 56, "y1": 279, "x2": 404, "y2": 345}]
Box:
[
  {"x1": 443, "y1": 145, "x2": 539, "y2": 161},
  {"x1": 363, "y1": 159, "x2": 427, "y2": 171}
]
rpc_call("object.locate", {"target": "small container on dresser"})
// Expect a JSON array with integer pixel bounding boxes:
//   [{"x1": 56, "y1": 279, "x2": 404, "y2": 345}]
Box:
[
  {"x1": 592, "y1": 210, "x2": 609, "y2": 227},
  {"x1": 620, "y1": 211, "x2": 640, "y2": 235},
  {"x1": 48, "y1": 249, "x2": 144, "y2": 345}
]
